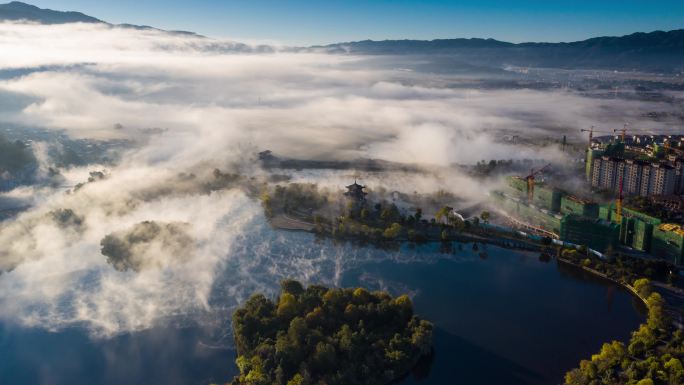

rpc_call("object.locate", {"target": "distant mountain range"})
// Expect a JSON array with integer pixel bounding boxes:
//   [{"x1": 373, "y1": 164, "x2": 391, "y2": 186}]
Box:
[
  {"x1": 1, "y1": 1, "x2": 683, "y2": 72},
  {"x1": 314, "y1": 30, "x2": 684, "y2": 54},
  {"x1": 0, "y1": 1, "x2": 202, "y2": 36},
  {"x1": 311, "y1": 30, "x2": 684, "y2": 72},
  {"x1": 0, "y1": 1, "x2": 101, "y2": 24}
]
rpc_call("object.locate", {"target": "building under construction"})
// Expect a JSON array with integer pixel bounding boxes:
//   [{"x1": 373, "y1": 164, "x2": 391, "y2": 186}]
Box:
[
  {"x1": 498, "y1": 165, "x2": 684, "y2": 265},
  {"x1": 600, "y1": 204, "x2": 661, "y2": 253},
  {"x1": 560, "y1": 195, "x2": 599, "y2": 218},
  {"x1": 560, "y1": 215, "x2": 620, "y2": 252},
  {"x1": 652, "y1": 224, "x2": 684, "y2": 266},
  {"x1": 497, "y1": 176, "x2": 617, "y2": 251},
  {"x1": 597, "y1": 201, "x2": 684, "y2": 265},
  {"x1": 492, "y1": 190, "x2": 563, "y2": 234}
]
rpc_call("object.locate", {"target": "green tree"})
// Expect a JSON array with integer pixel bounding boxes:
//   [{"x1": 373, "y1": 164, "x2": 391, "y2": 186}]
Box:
[
  {"x1": 450, "y1": 215, "x2": 465, "y2": 231},
  {"x1": 313, "y1": 342, "x2": 336, "y2": 371},
  {"x1": 440, "y1": 229, "x2": 449, "y2": 241},
  {"x1": 645, "y1": 292, "x2": 666, "y2": 331},
  {"x1": 282, "y1": 279, "x2": 305, "y2": 296},
  {"x1": 411, "y1": 320, "x2": 433, "y2": 355},
  {"x1": 287, "y1": 374, "x2": 305, "y2": 385},
  {"x1": 435, "y1": 206, "x2": 453, "y2": 225},
  {"x1": 260, "y1": 192, "x2": 273, "y2": 218},
  {"x1": 383, "y1": 223, "x2": 402, "y2": 239},
  {"x1": 635, "y1": 379, "x2": 654, "y2": 385},
  {"x1": 277, "y1": 293, "x2": 299, "y2": 319},
  {"x1": 633, "y1": 278, "x2": 652, "y2": 298}
]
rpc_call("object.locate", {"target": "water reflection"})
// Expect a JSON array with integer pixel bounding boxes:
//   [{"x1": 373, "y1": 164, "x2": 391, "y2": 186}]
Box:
[{"x1": 0, "y1": 241, "x2": 644, "y2": 385}]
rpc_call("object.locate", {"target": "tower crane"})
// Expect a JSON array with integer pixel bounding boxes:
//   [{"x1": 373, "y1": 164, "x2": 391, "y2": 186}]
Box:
[
  {"x1": 525, "y1": 163, "x2": 552, "y2": 203},
  {"x1": 614, "y1": 123, "x2": 630, "y2": 142},
  {"x1": 616, "y1": 174, "x2": 624, "y2": 224},
  {"x1": 613, "y1": 124, "x2": 655, "y2": 144},
  {"x1": 580, "y1": 126, "x2": 613, "y2": 146}
]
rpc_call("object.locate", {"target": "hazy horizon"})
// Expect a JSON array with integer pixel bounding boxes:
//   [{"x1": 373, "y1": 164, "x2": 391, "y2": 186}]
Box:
[{"x1": 17, "y1": 0, "x2": 684, "y2": 46}]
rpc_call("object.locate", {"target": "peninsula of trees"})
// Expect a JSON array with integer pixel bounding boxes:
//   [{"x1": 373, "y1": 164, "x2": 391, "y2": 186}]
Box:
[
  {"x1": 564, "y1": 279, "x2": 683, "y2": 385},
  {"x1": 230, "y1": 280, "x2": 433, "y2": 385}
]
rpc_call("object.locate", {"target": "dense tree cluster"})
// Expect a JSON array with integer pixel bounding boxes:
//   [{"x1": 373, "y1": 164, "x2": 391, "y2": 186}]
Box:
[
  {"x1": 565, "y1": 279, "x2": 683, "y2": 385},
  {"x1": 334, "y1": 202, "x2": 414, "y2": 241},
  {"x1": 261, "y1": 183, "x2": 331, "y2": 220},
  {"x1": 281, "y1": 184, "x2": 328, "y2": 215},
  {"x1": 230, "y1": 280, "x2": 433, "y2": 385},
  {"x1": 334, "y1": 202, "x2": 469, "y2": 243},
  {"x1": 473, "y1": 159, "x2": 516, "y2": 176},
  {"x1": 0, "y1": 135, "x2": 35, "y2": 174},
  {"x1": 48, "y1": 208, "x2": 85, "y2": 231},
  {"x1": 560, "y1": 248, "x2": 679, "y2": 287},
  {"x1": 100, "y1": 221, "x2": 194, "y2": 272},
  {"x1": 73, "y1": 170, "x2": 108, "y2": 192},
  {"x1": 206, "y1": 169, "x2": 245, "y2": 191}
]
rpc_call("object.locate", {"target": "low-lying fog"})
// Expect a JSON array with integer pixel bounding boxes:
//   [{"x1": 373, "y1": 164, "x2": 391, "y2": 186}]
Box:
[{"x1": 0, "y1": 21, "x2": 681, "y2": 337}]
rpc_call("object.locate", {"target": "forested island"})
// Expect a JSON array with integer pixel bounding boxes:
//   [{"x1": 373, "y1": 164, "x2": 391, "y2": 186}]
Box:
[{"x1": 230, "y1": 280, "x2": 433, "y2": 385}]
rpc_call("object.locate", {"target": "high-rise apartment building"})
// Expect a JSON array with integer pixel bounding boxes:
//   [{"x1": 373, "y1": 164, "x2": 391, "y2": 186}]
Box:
[{"x1": 589, "y1": 156, "x2": 677, "y2": 196}]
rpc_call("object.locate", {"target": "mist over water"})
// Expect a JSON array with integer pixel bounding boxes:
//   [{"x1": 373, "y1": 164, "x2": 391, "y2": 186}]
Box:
[
  {"x1": 0, "y1": 21, "x2": 677, "y2": 340},
  {"x1": 0, "y1": 239, "x2": 645, "y2": 385}
]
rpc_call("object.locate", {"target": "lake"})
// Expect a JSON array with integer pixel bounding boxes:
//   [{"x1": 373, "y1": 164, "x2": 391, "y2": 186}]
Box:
[{"x1": 0, "y1": 238, "x2": 644, "y2": 385}]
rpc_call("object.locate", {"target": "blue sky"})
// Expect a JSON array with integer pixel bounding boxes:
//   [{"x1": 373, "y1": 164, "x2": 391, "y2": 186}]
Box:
[{"x1": 27, "y1": 0, "x2": 684, "y2": 45}]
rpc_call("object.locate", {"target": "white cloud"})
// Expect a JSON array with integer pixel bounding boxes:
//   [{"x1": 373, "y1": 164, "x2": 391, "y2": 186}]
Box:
[{"x1": 0, "y1": 21, "x2": 680, "y2": 337}]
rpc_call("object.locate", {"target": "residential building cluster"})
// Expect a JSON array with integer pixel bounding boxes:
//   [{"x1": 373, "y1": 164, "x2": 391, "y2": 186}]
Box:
[{"x1": 588, "y1": 151, "x2": 683, "y2": 196}]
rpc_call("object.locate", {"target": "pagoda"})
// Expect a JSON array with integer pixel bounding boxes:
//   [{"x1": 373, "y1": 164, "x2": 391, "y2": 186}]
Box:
[{"x1": 344, "y1": 180, "x2": 367, "y2": 202}]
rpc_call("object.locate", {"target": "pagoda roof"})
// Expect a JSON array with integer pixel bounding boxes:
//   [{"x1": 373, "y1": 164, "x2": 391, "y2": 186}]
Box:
[{"x1": 346, "y1": 180, "x2": 365, "y2": 189}]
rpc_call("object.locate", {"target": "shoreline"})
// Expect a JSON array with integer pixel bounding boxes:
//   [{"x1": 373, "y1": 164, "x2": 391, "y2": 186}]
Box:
[
  {"x1": 557, "y1": 256, "x2": 648, "y2": 305},
  {"x1": 270, "y1": 214, "x2": 684, "y2": 329},
  {"x1": 269, "y1": 215, "x2": 547, "y2": 251}
]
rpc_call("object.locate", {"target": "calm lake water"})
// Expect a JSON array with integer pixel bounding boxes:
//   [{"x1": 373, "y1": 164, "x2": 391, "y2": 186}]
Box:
[{"x1": 0, "y1": 241, "x2": 644, "y2": 385}]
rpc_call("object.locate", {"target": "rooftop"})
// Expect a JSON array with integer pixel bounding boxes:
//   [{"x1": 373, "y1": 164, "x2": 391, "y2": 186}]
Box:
[
  {"x1": 563, "y1": 195, "x2": 595, "y2": 205},
  {"x1": 658, "y1": 223, "x2": 684, "y2": 236}
]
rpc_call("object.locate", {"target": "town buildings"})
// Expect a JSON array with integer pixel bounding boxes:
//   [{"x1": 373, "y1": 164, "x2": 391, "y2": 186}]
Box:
[{"x1": 589, "y1": 155, "x2": 681, "y2": 196}]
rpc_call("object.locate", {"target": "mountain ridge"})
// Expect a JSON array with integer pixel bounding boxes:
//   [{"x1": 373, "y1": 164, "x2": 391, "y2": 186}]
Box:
[
  {"x1": 0, "y1": 1, "x2": 102, "y2": 24},
  {"x1": 314, "y1": 29, "x2": 684, "y2": 52},
  {"x1": 0, "y1": 2, "x2": 202, "y2": 37},
  {"x1": 310, "y1": 29, "x2": 684, "y2": 72},
  {"x1": 1, "y1": 2, "x2": 683, "y2": 72}
]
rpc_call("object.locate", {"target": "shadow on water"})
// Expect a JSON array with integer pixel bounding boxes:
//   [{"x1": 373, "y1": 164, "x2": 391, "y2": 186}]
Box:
[
  {"x1": 555, "y1": 261, "x2": 648, "y2": 316},
  {"x1": 397, "y1": 327, "x2": 543, "y2": 385},
  {"x1": 0, "y1": 323, "x2": 237, "y2": 385},
  {"x1": 343, "y1": 247, "x2": 644, "y2": 385}
]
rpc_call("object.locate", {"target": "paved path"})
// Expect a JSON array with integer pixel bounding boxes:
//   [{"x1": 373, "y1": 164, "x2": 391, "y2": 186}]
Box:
[{"x1": 270, "y1": 214, "x2": 315, "y2": 232}]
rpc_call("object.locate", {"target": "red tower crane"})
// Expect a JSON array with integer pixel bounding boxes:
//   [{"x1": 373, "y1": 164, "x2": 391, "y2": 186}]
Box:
[
  {"x1": 525, "y1": 163, "x2": 552, "y2": 203},
  {"x1": 616, "y1": 174, "x2": 624, "y2": 224}
]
